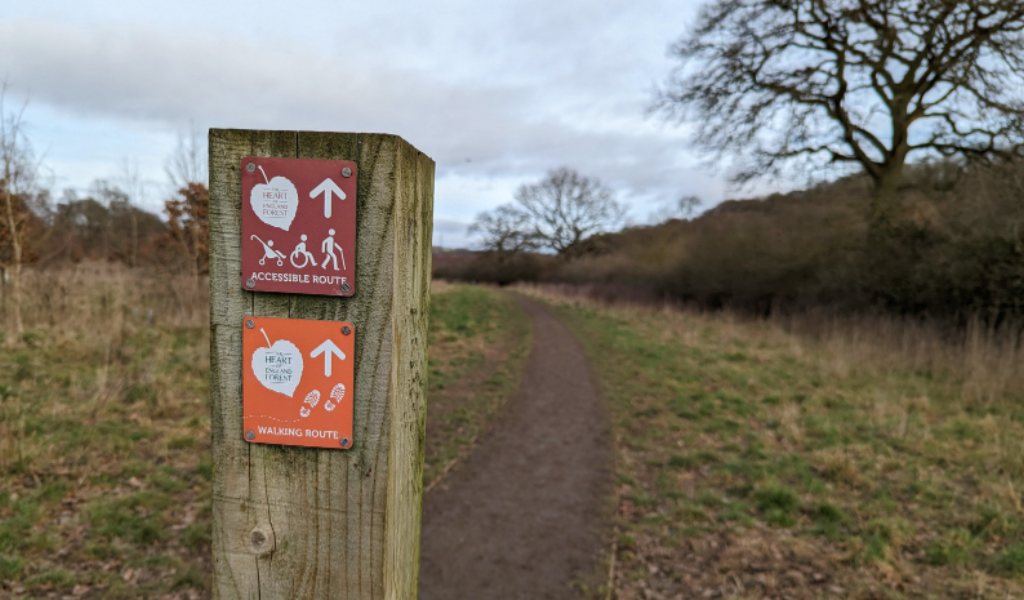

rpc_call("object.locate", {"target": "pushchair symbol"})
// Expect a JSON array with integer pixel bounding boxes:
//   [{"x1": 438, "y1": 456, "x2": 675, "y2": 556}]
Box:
[{"x1": 251, "y1": 235, "x2": 285, "y2": 266}]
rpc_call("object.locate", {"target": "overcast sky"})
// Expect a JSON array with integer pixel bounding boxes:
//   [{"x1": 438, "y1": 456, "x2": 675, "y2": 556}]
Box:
[{"x1": 0, "y1": 0, "x2": 766, "y2": 247}]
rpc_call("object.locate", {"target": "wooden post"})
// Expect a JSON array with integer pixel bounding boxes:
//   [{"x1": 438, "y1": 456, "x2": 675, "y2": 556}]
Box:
[{"x1": 208, "y1": 129, "x2": 434, "y2": 600}]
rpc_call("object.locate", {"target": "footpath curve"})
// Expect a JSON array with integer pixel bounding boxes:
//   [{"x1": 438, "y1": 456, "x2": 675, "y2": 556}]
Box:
[{"x1": 419, "y1": 293, "x2": 611, "y2": 600}]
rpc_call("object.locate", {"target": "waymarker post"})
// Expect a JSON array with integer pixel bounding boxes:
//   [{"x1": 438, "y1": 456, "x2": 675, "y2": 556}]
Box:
[{"x1": 208, "y1": 129, "x2": 434, "y2": 599}]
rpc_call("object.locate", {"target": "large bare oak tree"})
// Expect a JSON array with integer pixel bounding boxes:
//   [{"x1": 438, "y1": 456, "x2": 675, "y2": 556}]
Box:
[{"x1": 656, "y1": 0, "x2": 1024, "y2": 222}]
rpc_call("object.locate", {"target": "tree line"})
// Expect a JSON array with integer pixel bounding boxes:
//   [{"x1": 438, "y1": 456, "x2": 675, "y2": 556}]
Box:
[
  {"x1": 0, "y1": 90, "x2": 209, "y2": 338},
  {"x1": 442, "y1": 158, "x2": 1024, "y2": 322}
]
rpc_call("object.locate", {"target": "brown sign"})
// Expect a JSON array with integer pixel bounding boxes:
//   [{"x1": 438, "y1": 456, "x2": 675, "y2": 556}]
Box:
[
  {"x1": 243, "y1": 316, "x2": 355, "y2": 449},
  {"x1": 241, "y1": 157, "x2": 357, "y2": 296}
]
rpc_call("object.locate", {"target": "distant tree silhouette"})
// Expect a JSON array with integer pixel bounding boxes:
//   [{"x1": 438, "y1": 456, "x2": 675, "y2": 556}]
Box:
[
  {"x1": 469, "y1": 205, "x2": 538, "y2": 255},
  {"x1": 473, "y1": 168, "x2": 624, "y2": 258}
]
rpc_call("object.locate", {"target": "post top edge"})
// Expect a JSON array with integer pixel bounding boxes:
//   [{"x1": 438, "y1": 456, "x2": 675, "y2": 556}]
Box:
[{"x1": 208, "y1": 128, "x2": 432, "y2": 161}]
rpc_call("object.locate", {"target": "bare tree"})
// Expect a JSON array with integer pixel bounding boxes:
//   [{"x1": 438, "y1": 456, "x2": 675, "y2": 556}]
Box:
[
  {"x1": 510, "y1": 167, "x2": 625, "y2": 256},
  {"x1": 0, "y1": 83, "x2": 43, "y2": 340},
  {"x1": 650, "y1": 194, "x2": 703, "y2": 223},
  {"x1": 165, "y1": 123, "x2": 207, "y2": 190},
  {"x1": 469, "y1": 204, "x2": 538, "y2": 255},
  {"x1": 162, "y1": 127, "x2": 209, "y2": 292},
  {"x1": 117, "y1": 158, "x2": 145, "y2": 269},
  {"x1": 656, "y1": 0, "x2": 1024, "y2": 223}
]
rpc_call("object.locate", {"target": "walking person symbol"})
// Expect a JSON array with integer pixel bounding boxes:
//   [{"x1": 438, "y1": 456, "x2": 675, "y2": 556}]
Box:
[
  {"x1": 320, "y1": 229, "x2": 347, "y2": 271},
  {"x1": 290, "y1": 235, "x2": 318, "y2": 268}
]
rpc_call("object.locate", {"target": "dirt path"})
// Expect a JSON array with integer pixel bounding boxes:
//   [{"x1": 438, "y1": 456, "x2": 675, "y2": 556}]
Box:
[{"x1": 419, "y1": 294, "x2": 611, "y2": 600}]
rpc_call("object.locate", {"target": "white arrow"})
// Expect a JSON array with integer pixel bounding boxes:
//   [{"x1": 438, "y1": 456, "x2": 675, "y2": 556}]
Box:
[
  {"x1": 309, "y1": 178, "x2": 346, "y2": 218},
  {"x1": 310, "y1": 339, "x2": 346, "y2": 377}
]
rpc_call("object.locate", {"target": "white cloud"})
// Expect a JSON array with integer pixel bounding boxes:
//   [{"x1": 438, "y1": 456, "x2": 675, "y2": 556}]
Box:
[{"x1": 0, "y1": 2, "x2": 741, "y2": 228}]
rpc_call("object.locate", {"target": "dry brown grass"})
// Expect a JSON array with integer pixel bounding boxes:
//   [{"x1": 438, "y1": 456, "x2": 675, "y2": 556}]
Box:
[
  {"x1": 516, "y1": 282, "x2": 1024, "y2": 414},
  {"x1": 772, "y1": 310, "x2": 1024, "y2": 408},
  {"x1": 13, "y1": 261, "x2": 208, "y2": 331}
]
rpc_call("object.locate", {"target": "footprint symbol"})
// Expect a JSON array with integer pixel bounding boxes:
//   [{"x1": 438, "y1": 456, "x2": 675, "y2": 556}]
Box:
[
  {"x1": 299, "y1": 389, "x2": 321, "y2": 418},
  {"x1": 324, "y1": 384, "x2": 345, "y2": 412}
]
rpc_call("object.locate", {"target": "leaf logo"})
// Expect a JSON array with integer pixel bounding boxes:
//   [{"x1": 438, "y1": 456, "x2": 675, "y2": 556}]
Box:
[
  {"x1": 250, "y1": 328, "x2": 304, "y2": 397},
  {"x1": 250, "y1": 166, "x2": 299, "y2": 231}
]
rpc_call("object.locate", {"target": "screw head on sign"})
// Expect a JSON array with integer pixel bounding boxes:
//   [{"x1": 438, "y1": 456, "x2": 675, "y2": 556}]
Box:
[
  {"x1": 246, "y1": 162, "x2": 257, "y2": 173},
  {"x1": 341, "y1": 282, "x2": 352, "y2": 294},
  {"x1": 340, "y1": 438, "x2": 351, "y2": 448},
  {"x1": 342, "y1": 167, "x2": 352, "y2": 178},
  {"x1": 341, "y1": 325, "x2": 352, "y2": 336},
  {"x1": 246, "y1": 430, "x2": 256, "y2": 441},
  {"x1": 246, "y1": 278, "x2": 256, "y2": 289},
  {"x1": 246, "y1": 319, "x2": 255, "y2": 329}
]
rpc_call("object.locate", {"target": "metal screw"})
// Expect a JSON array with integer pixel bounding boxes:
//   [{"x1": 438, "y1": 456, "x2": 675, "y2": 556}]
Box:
[
  {"x1": 340, "y1": 437, "x2": 351, "y2": 448},
  {"x1": 341, "y1": 282, "x2": 352, "y2": 294},
  {"x1": 246, "y1": 319, "x2": 255, "y2": 329},
  {"x1": 246, "y1": 430, "x2": 256, "y2": 440},
  {"x1": 246, "y1": 278, "x2": 256, "y2": 289},
  {"x1": 341, "y1": 167, "x2": 352, "y2": 178},
  {"x1": 341, "y1": 325, "x2": 352, "y2": 335},
  {"x1": 246, "y1": 162, "x2": 257, "y2": 173}
]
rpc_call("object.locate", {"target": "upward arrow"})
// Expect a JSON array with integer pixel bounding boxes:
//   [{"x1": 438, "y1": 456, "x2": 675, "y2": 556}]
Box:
[
  {"x1": 310, "y1": 178, "x2": 346, "y2": 218},
  {"x1": 310, "y1": 339, "x2": 346, "y2": 377}
]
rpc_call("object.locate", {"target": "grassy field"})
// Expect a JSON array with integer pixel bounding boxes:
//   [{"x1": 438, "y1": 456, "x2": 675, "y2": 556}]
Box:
[
  {"x1": 0, "y1": 268, "x2": 529, "y2": 599},
  {"x1": 16, "y1": 268, "x2": 1021, "y2": 600},
  {"x1": 519, "y1": 285, "x2": 1024, "y2": 600}
]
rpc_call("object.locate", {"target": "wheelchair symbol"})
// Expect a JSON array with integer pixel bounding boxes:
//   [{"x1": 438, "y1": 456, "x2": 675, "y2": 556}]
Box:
[{"x1": 290, "y1": 235, "x2": 319, "y2": 269}]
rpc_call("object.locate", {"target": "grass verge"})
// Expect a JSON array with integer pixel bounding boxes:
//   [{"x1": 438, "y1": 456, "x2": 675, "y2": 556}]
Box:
[
  {"x1": 424, "y1": 282, "x2": 532, "y2": 489},
  {"x1": 520, "y1": 285, "x2": 1024, "y2": 600}
]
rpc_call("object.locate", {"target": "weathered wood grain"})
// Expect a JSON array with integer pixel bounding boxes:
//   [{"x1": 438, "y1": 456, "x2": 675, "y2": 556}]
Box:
[{"x1": 209, "y1": 129, "x2": 434, "y2": 600}]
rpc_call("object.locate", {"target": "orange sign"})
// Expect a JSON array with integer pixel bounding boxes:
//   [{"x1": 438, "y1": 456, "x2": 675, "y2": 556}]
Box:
[{"x1": 242, "y1": 316, "x2": 354, "y2": 449}]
